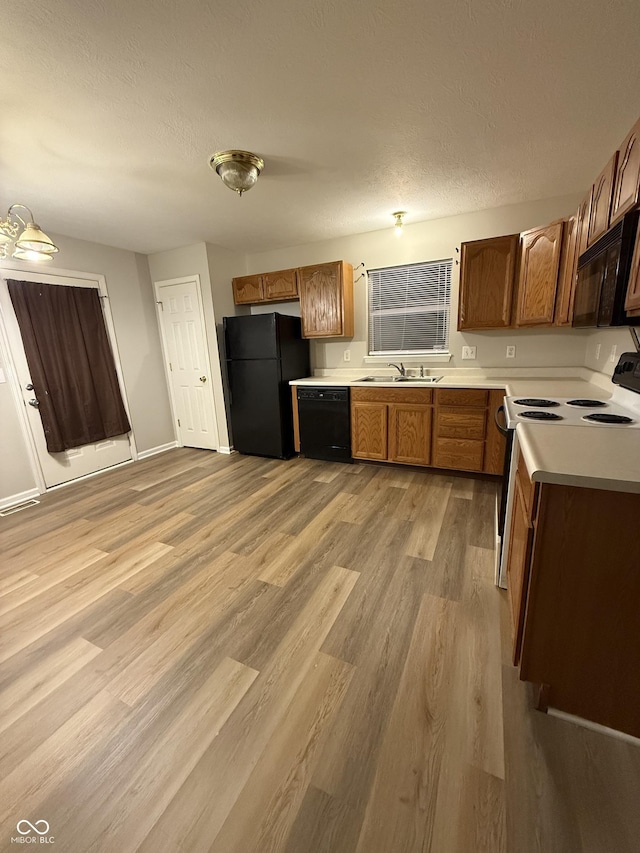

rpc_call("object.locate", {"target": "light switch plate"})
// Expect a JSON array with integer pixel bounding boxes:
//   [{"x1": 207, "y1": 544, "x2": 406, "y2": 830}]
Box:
[
  {"x1": 462, "y1": 346, "x2": 477, "y2": 360},
  {"x1": 506, "y1": 345, "x2": 516, "y2": 359}
]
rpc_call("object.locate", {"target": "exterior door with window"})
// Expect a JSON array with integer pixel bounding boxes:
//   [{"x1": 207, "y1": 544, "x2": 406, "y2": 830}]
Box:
[
  {"x1": 0, "y1": 273, "x2": 133, "y2": 488},
  {"x1": 154, "y1": 277, "x2": 218, "y2": 450}
]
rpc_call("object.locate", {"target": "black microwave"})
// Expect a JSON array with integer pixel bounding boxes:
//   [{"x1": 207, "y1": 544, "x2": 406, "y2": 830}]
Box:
[{"x1": 573, "y1": 210, "x2": 640, "y2": 327}]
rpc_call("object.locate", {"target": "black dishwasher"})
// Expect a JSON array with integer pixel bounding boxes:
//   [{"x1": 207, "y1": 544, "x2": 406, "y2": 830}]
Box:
[{"x1": 297, "y1": 387, "x2": 352, "y2": 463}]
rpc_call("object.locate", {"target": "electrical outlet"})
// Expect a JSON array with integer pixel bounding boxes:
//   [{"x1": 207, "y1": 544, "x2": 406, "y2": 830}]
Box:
[
  {"x1": 609, "y1": 345, "x2": 617, "y2": 362},
  {"x1": 461, "y1": 346, "x2": 477, "y2": 360},
  {"x1": 595, "y1": 343, "x2": 601, "y2": 360},
  {"x1": 343, "y1": 349, "x2": 351, "y2": 362},
  {"x1": 506, "y1": 345, "x2": 516, "y2": 359}
]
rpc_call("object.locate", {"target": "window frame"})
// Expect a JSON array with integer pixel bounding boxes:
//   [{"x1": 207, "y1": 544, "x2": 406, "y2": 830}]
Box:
[{"x1": 366, "y1": 257, "x2": 453, "y2": 358}]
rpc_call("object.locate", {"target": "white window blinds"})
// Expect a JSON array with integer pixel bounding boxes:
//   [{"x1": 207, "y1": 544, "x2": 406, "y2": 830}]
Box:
[{"x1": 367, "y1": 259, "x2": 452, "y2": 355}]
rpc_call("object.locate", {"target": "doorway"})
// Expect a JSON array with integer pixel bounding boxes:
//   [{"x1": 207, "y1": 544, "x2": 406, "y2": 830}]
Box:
[
  {"x1": 0, "y1": 268, "x2": 134, "y2": 490},
  {"x1": 154, "y1": 275, "x2": 219, "y2": 451}
]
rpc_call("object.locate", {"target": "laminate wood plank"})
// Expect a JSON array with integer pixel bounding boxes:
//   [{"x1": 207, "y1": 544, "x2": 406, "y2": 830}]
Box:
[
  {"x1": 209, "y1": 652, "x2": 353, "y2": 853},
  {"x1": 283, "y1": 784, "x2": 358, "y2": 853},
  {"x1": 0, "y1": 541, "x2": 173, "y2": 664},
  {"x1": 0, "y1": 689, "x2": 131, "y2": 835},
  {"x1": 354, "y1": 593, "x2": 459, "y2": 853},
  {"x1": 0, "y1": 570, "x2": 39, "y2": 595},
  {"x1": 0, "y1": 636, "x2": 101, "y2": 735},
  {"x1": 258, "y1": 492, "x2": 355, "y2": 586},
  {"x1": 137, "y1": 564, "x2": 359, "y2": 853},
  {"x1": 49, "y1": 657, "x2": 258, "y2": 853},
  {"x1": 404, "y1": 477, "x2": 453, "y2": 561},
  {"x1": 423, "y1": 495, "x2": 473, "y2": 601}
]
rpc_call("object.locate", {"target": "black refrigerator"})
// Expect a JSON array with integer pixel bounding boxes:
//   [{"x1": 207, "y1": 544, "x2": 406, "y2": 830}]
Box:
[{"x1": 224, "y1": 313, "x2": 310, "y2": 459}]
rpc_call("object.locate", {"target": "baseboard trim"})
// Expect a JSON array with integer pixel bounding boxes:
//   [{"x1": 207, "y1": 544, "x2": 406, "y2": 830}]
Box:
[
  {"x1": 547, "y1": 708, "x2": 640, "y2": 745},
  {"x1": 0, "y1": 487, "x2": 42, "y2": 511},
  {"x1": 137, "y1": 441, "x2": 179, "y2": 460},
  {"x1": 218, "y1": 445, "x2": 235, "y2": 455}
]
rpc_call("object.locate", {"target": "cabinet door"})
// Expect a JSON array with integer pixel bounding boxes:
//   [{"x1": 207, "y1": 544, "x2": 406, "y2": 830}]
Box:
[
  {"x1": 351, "y1": 401, "x2": 388, "y2": 460},
  {"x1": 388, "y1": 404, "x2": 432, "y2": 466},
  {"x1": 554, "y1": 215, "x2": 579, "y2": 326},
  {"x1": 458, "y1": 234, "x2": 519, "y2": 329},
  {"x1": 298, "y1": 262, "x2": 345, "y2": 338},
  {"x1": 506, "y1": 477, "x2": 534, "y2": 665},
  {"x1": 515, "y1": 221, "x2": 564, "y2": 326},
  {"x1": 432, "y1": 438, "x2": 484, "y2": 472},
  {"x1": 232, "y1": 274, "x2": 264, "y2": 304},
  {"x1": 264, "y1": 268, "x2": 298, "y2": 301},
  {"x1": 624, "y1": 218, "x2": 640, "y2": 315},
  {"x1": 576, "y1": 191, "x2": 591, "y2": 258},
  {"x1": 587, "y1": 153, "x2": 618, "y2": 247},
  {"x1": 611, "y1": 117, "x2": 640, "y2": 225}
]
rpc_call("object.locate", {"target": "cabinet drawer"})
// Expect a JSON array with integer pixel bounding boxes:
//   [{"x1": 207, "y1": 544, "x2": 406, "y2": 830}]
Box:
[
  {"x1": 351, "y1": 387, "x2": 433, "y2": 404},
  {"x1": 432, "y1": 438, "x2": 484, "y2": 472},
  {"x1": 436, "y1": 388, "x2": 488, "y2": 407},
  {"x1": 517, "y1": 451, "x2": 537, "y2": 520},
  {"x1": 436, "y1": 406, "x2": 486, "y2": 440}
]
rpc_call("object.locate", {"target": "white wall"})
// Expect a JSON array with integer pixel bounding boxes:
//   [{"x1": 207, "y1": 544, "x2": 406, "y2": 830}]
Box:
[
  {"x1": 147, "y1": 241, "x2": 247, "y2": 451},
  {"x1": 0, "y1": 234, "x2": 174, "y2": 504},
  {"x1": 583, "y1": 326, "x2": 637, "y2": 376},
  {"x1": 246, "y1": 194, "x2": 589, "y2": 372}
]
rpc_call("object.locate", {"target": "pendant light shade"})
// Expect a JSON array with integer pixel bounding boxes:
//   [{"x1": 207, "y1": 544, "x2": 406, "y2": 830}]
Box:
[
  {"x1": 209, "y1": 150, "x2": 265, "y2": 196},
  {"x1": 15, "y1": 222, "x2": 59, "y2": 254},
  {"x1": 0, "y1": 203, "x2": 59, "y2": 261}
]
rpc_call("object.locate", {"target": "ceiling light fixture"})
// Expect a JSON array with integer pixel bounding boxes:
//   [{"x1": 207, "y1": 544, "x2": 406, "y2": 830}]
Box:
[
  {"x1": 0, "y1": 204, "x2": 59, "y2": 262},
  {"x1": 209, "y1": 150, "x2": 265, "y2": 197},
  {"x1": 392, "y1": 211, "x2": 407, "y2": 236}
]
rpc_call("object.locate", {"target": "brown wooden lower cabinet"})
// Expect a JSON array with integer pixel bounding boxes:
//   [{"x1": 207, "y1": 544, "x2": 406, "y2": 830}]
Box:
[
  {"x1": 388, "y1": 404, "x2": 432, "y2": 466},
  {"x1": 351, "y1": 401, "x2": 388, "y2": 460},
  {"x1": 507, "y1": 456, "x2": 640, "y2": 738},
  {"x1": 432, "y1": 437, "x2": 484, "y2": 471}
]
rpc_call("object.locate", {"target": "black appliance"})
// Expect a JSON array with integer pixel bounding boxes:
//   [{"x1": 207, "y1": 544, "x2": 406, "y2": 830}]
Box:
[
  {"x1": 573, "y1": 211, "x2": 640, "y2": 327},
  {"x1": 613, "y1": 350, "x2": 640, "y2": 393},
  {"x1": 296, "y1": 387, "x2": 352, "y2": 463},
  {"x1": 224, "y1": 313, "x2": 310, "y2": 459}
]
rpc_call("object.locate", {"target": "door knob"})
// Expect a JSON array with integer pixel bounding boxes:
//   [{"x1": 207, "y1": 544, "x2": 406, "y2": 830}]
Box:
[
  {"x1": 199, "y1": 376, "x2": 207, "y2": 383},
  {"x1": 25, "y1": 383, "x2": 34, "y2": 391},
  {"x1": 28, "y1": 398, "x2": 40, "y2": 407}
]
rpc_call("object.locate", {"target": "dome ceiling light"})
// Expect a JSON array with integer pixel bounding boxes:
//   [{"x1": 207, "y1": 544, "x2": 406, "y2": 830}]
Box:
[
  {"x1": 392, "y1": 210, "x2": 407, "y2": 236},
  {"x1": 0, "y1": 204, "x2": 59, "y2": 261},
  {"x1": 209, "y1": 150, "x2": 265, "y2": 197}
]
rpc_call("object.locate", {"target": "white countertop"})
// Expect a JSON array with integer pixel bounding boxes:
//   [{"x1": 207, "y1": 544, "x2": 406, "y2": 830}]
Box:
[
  {"x1": 517, "y1": 424, "x2": 640, "y2": 495},
  {"x1": 291, "y1": 371, "x2": 640, "y2": 494}
]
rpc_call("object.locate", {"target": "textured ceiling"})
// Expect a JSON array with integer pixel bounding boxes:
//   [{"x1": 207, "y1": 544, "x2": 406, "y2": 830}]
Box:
[{"x1": 2, "y1": 0, "x2": 640, "y2": 255}]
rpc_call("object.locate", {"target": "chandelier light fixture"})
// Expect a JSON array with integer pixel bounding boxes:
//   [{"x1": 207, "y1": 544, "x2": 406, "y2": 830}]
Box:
[
  {"x1": 209, "y1": 150, "x2": 265, "y2": 197},
  {"x1": 0, "y1": 204, "x2": 59, "y2": 262},
  {"x1": 392, "y1": 210, "x2": 407, "y2": 236}
]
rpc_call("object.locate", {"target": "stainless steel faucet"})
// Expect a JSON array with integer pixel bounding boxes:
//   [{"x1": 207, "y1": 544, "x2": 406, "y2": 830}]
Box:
[{"x1": 387, "y1": 362, "x2": 406, "y2": 376}]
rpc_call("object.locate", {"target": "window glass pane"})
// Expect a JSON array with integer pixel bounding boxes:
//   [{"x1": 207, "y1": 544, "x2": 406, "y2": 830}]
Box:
[{"x1": 367, "y1": 259, "x2": 452, "y2": 355}]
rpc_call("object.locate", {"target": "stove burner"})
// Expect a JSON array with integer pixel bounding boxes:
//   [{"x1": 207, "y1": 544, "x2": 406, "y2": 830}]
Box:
[
  {"x1": 513, "y1": 398, "x2": 560, "y2": 408},
  {"x1": 582, "y1": 413, "x2": 634, "y2": 425},
  {"x1": 566, "y1": 399, "x2": 608, "y2": 408},
  {"x1": 518, "y1": 410, "x2": 563, "y2": 421}
]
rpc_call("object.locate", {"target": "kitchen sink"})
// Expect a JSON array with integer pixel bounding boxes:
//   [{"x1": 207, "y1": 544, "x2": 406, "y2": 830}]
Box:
[{"x1": 358, "y1": 375, "x2": 443, "y2": 383}]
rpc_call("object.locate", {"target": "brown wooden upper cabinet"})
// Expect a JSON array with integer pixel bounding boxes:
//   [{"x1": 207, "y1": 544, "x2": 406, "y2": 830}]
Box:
[
  {"x1": 457, "y1": 234, "x2": 519, "y2": 330},
  {"x1": 263, "y1": 268, "x2": 298, "y2": 301},
  {"x1": 610, "y1": 117, "x2": 640, "y2": 225},
  {"x1": 232, "y1": 268, "x2": 298, "y2": 305},
  {"x1": 624, "y1": 217, "x2": 640, "y2": 316},
  {"x1": 298, "y1": 261, "x2": 354, "y2": 338},
  {"x1": 515, "y1": 220, "x2": 565, "y2": 326},
  {"x1": 586, "y1": 153, "x2": 618, "y2": 247},
  {"x1": 232, "y1": 274, "x2": 264, "y2": 304},
  {"x1": 576, "y1": 191, "x2": 591, "y2": 257}
]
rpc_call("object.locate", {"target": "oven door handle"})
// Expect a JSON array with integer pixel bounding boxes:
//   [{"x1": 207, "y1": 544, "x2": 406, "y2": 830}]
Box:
[{"x1": 494, "y1": 404, "x2": 510, "y2": 437}]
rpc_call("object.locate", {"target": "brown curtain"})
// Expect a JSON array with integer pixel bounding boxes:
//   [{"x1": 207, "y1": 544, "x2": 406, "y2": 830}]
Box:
[{"x1": 8, "y1": 279, "x2": 131, "y2": 453}]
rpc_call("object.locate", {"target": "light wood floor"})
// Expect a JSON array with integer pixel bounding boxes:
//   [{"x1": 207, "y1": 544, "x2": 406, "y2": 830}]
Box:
[{"x1": 0, "y1": 449, "x2": 639, "y2": 852}]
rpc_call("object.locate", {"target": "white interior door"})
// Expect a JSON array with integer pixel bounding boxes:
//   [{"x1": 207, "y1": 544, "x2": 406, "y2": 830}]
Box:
[
  {"x1": 0, "y1": 271, "x2": 133, "y2": 489},
  {"x1": 155, "y1": 276, "x2": 218, "y2": 450}
]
